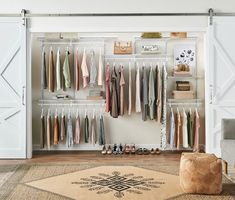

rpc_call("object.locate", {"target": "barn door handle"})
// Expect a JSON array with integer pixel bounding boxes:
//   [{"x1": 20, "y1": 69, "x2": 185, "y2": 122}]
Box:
[
  {"x1": 22, "y1": 86, "x2": 26, "y2": 106},
  {"x1": 209, "y1": 84, "x2": 213, "y2": 104}
]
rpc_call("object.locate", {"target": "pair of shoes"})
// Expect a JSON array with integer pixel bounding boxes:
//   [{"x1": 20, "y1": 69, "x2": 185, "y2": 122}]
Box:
[
  {"x1": 124, "y1": 144, "x2": 136, "y2": 154},
  {"x1": 136, "y1": 148, "x2": 150, "y2": 155},
  {"x1": 150, "y1": 148, "x2": 161, "y2": 155},
  {"x1": 113, "y1": 144, "x2": 124, "y2": 155},
  {"x1": 101, "y1": 145, "x2": 113, "y2": 155}
]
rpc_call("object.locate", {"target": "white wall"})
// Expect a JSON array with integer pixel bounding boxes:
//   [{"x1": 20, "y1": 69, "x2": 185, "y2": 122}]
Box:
[{"x1": 1, "y1": 0, "x2": 235, "y2": 14}]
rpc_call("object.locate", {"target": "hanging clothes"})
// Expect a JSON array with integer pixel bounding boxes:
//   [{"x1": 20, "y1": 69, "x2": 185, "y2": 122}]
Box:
[
  {"x1": 46, "y1": 112, "x2": 51, "y2": 150},
  {"x1": 110, "y1": 66, "x2": 119, "y2": 118},
  {"x1": 176, "y1": 111, "x2": 182, "y2": 149},
  {"x1": 120, "y1": 66, "x2": 125, "y2": 116},
  {"x1": 128, "y1": 63, "x2": 132, "y2": 115},
  {"x1": 187, "y1": 111, "x2": 193, "y2": 147},
  {"x1": 99, "y1": 115, "x2": 105, "y2": 145},
  {"x1": 169, "y1": 109, "x2": 175, "y2": 149},
  {"x1": 75, "y1": 48, "x2": 80, "y2": 91},
  {"x1": 74, "y1": 114, "x2": 81, "y2": 144},
  {"x1": 117, "y1": 66, "x2": 121, "y2": 115},
  {"x1": 40, "y1": 113, "x2": 45, "y2": 149},
  {"x1": 84, "y1": 115, "x2": 89, "y2": 143},
  {"x1": 56, "y1": 48, "x2": 61, "y2": 91},
  {"x1": 60, "y1": 113, "x2": 66, "y2": 141},
  {"x1": 67, "y1": 113, "x2": 73, "y2": 148},
  {"x1": 156, "y1": 65, "x2": 162, "y2": 122},
  {"x1": 193, "y1": 110, "x2": 200, "y2": 152},
  {"x1": 148, "y1": 66, "x2": 155, "y2": 120},
  {"x1": 182, "y1": 110, "x2": 189, "y2": 148},
  {"x1": 97, "y1": 49, "x2": 103, "y2": 86},
  {"x1": 89, "y1": 50, "x2": 97, "y2": 87},
  {"x1": 48, "y1": 48, "x2": 55, "y2": 92},
  {"x1": 142, "y1": 66, "x2": 148, "y2": 121},
  {"x1": 53, "y1": 114, "x2": 59, "y2": 145},
  {"x1": 91, "y1": 115, "x2": 97, "y2": 145},
  {"x1": 42, "y1": 49, "x2": 47, "y2": 89},
  {"x1": 135, "y1": 65, "x2": 141, "y2": 113},
  {"x1": 161, "y1": 63, "x2": 167, "y2": 123},
  {"x1": 63, "y1": 50, "x2": 71, "y2": 89},
  {"x1": 81, "y1": 49, "x2": 89, "y2": 88},
  {"x1": 105, "y1": 63, "x2": 110, "y2": 112}
]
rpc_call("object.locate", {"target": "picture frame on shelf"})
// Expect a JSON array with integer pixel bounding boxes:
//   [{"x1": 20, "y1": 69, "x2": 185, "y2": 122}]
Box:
[{"x1": 173, "y1": 44, "x2": 196, "y2": 77}]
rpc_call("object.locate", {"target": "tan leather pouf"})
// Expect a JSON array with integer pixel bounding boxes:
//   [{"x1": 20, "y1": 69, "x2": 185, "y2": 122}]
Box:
[{"x1": 180, "y1": 153, "x2": 222, "y2": 194}]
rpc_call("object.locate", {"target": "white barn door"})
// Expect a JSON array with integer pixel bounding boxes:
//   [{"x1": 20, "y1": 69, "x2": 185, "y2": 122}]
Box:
[
  {"x1": 206, "y1": 17, "x2": 235, "y2": 156},
  {"x1": 0, "y1": 18, "x2": 26, "y2": 158}
]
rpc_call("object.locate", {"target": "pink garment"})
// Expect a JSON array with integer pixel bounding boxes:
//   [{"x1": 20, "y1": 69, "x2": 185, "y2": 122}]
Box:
[
  {"x1": 81, "y1": 49, "x2": 89, "y2": 88},
  {"x1": 193, "y1": 111, "x2": 200, "y2": 152},
  {"x1": 74, "y1": 115, "x2": 80, "y2": 144},
  {"x1": 97, "y1": 49, "x2": 103, "y2": 86},
  {"x1": 105, "y1": 64, "x2": 110, "y2": 112}
]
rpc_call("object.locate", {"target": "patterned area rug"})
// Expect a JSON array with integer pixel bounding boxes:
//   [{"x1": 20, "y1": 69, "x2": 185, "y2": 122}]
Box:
[{"x1": 0, "y1": 163, "x2": 235, "y2": 200}]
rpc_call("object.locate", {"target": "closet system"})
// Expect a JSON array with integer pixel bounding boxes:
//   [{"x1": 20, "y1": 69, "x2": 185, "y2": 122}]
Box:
[
  {"x1": 36, "y1": 33, "x2": 203, "y2": 151},
  {"x1": 5, "y1": 8, "x2": 235, "y2": 158}
]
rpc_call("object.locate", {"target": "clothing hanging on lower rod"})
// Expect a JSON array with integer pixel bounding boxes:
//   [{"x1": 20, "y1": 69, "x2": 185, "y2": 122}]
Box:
[
  {"x1": 169, "y1": 107, "x2": 200, "y2": 152},
  {"x1": 40, "y1": 108, "x2": 106, "y2": 149}
]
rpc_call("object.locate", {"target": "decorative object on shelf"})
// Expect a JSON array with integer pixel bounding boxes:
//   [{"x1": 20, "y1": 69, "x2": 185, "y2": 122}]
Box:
[
  {"x1": 53, "y1": 94, "x2": 70, "y2": 100},
  {"x1": 176, "y1": 81, "x2": 190, "y2": 91},
  {"x1": 172, "y1": 91, "x2": 195, "y2": 99},
  {"x1": 141, "y1": 44, "x2": 160, "y2": 54},
  {"x1": 113, "y1": 41, "x2": 133, "y2": 54},
  {"x1": 170, "y1": 32, "x2": 187, "y2": 39},
  {"x1": 141, "y1": 32, "x2": 162, "y2": 38},
  {"x1": 174, "y1": 44, "x2": 196, "y2": 76}
]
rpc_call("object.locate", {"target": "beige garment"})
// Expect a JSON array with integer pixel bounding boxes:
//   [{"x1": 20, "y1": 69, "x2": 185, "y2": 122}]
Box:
[
  {"x1": 75, "y1": 49, "x2": 80, "y2": 91},
  {"x1": 97, "y1": 49, "x2": 103, "y2": 86},
  {"x1": 81, "y1": 49, "x2": 89, "y2": 88},
  {"x1": 176, "y1": 112, "x2": 182, "y2": 149},
  {"x1": 128, "y1": 63, "x2": 132, "y2": 115},
  {"x1": 135, "y1": 65, "x2": 141, "y2": 113},
  {"x1": 74, "y1": 115, "x2": 80, "y2": 144},
  {"x1": 156, "y1": 66, "x2": 162, "y2": 122},
  {"x1": 193, "y1": 111, "x2": 200, "y2": 152},
  {"x1": 48, "y1": 49, "x2": 55, "y2": 92},
  {"x1": 53, "y1": 115, "x2": 59, "y2": 145},
  {"x1": 120, "y1": 66, "x2": 125, "y2": 116},
  {"x1": 46, "y1": 114, "x2": 51, "y2": 150},
  {"x1": 182, "y1": 110, "x2": 188, "y2": 148}
]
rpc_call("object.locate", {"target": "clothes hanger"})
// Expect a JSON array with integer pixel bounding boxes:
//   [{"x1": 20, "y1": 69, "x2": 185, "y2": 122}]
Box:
[
  {"x1": 50, "y1": 46, "x2": 53, "y2": 52},
  {"x1": 93, "y1": 108, "x2": 95, "y2": 119},
  {"x1": 55, "y1": 108, "x2": 58, "y2": 117},
  {"x1": 177, "y1": 107, "x2": 179, "y2": 115}
]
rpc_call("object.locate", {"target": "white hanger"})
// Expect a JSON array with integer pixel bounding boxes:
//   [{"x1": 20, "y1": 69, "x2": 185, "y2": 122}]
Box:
[
  {"x1": 50, "y1": 46, "x2": 53, "y2": 52},
  {"x1": 177, "y1": 107, "x2": 179, "y2": 115}
]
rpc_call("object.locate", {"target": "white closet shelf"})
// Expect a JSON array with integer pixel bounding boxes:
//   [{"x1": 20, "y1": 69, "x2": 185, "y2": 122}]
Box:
[
  {"x1": 167, "y1": 99, "x2": 203, "y2": 106},
  {"x1": 38, "y1": 99, "x2": 106, "y2": 106},
  {"x1": 134, "y1": 36, "x2": 198, "y2": 42},
  {"x1": 105, "y1": 54, "x2": 169, "y2": 60},
  {"x1": 167, "y1": 75, "x2": 204, "y2": 79}
]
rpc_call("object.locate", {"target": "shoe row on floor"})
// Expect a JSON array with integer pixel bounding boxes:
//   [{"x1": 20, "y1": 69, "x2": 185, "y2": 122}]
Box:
[{"x1": 101, "y1": 144, "x2": 161, "y2": 155}]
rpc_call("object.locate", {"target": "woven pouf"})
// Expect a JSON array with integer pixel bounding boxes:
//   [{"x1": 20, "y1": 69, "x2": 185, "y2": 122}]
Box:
[{"x1": 179, "y1": 153, "x2": 222, "y2": 194}]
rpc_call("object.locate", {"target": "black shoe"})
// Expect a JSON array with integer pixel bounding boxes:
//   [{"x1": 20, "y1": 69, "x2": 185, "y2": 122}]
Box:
[
  {"x1": 119, "y1": 144, "x2": 124, "y2": 154},
  {"x1": 113, "y1": 144, "x2": 118, "y2": 155}
]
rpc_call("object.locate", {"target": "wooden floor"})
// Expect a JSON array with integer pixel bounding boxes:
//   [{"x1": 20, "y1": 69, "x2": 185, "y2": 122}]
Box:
[{"x1": 0, "y1": 151, "x2": 181, "y2": 165}]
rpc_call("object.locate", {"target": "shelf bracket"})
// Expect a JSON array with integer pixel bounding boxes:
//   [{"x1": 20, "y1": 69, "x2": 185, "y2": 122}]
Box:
[{"x1": 209, "y1": 8, "x2": 214, "y2": 26}]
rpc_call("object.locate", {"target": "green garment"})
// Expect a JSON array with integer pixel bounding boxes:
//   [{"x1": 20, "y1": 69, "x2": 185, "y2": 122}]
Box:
[
  {"x1": 63, "y1": 51, "x2": 71, "y2": 88},
  {"x1": 148, "y1": 67, "x2": 155, "y2": 120},
  {"x1": 187, "y1": 112, "x2": 193, "y2": 147},
  {"x1": 85, "y1": 115, "x2": 89, "y2": 143}
]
